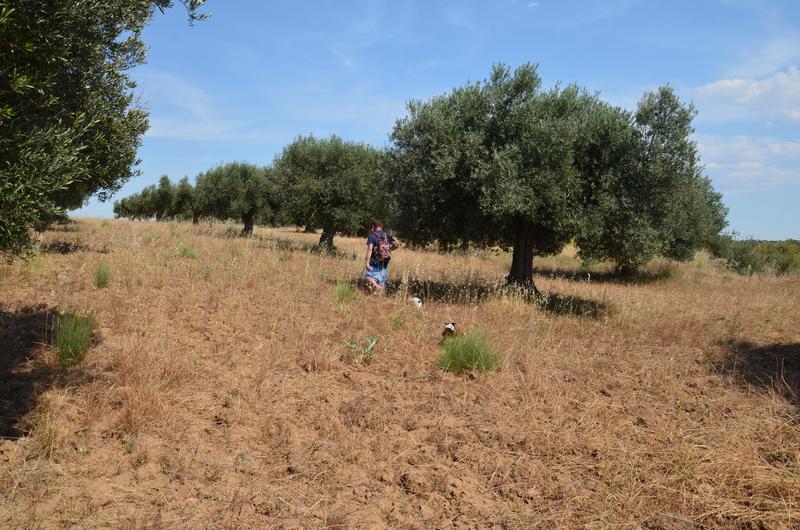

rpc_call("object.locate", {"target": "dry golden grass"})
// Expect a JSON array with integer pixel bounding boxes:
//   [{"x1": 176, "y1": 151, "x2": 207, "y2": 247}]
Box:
[{"x1": 0, "y1": 218, "x2": 798, "y2": 529}]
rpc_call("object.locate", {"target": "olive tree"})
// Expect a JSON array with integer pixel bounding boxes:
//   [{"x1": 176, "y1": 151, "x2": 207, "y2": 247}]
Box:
[
  {"x1": 574, "y1": 87, "x2": 727, "y2": 273},
  {"x1": 274, "y1": 135, "x2": 386, "y2": 252},
  {"x1": 0, "y1": 0, "x2": 207, "y2": 259},
  {"x1": 390, "y1": 63, "x2": 596, "y2": 293},
  {"x1": 194, "y1": 162, "x2": 277, "y2": 235},
  {"x1": 390, "y1": 65, "x2": 728, "y2": 290}
]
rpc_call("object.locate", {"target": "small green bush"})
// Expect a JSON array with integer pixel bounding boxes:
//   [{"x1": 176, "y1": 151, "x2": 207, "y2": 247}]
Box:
[
  {"x1": 334, "y1": 280, "x2": 355, "y2": 303},
  {"x1": 438, "y1": 329, "x2": 500, "y2": 374},
  {"x1": 53, "y1": 311, "x2": 93, "y2": 368},
  {"x1": 94, "y1": 262, "x2": 110, "y2": 288},
  {"x1": 175, "y1": 243, "x2": 197, "y2": 259}
]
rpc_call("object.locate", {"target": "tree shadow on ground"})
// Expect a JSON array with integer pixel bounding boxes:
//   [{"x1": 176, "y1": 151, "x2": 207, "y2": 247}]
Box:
[
  {"x1": 533, "y1": 266, "x2": 675, "y2": 285},
  {"x1": 255, "y1": 236, "x2": 358, "y2": 261},
  {"x1": 40, "y1": 241, "x2": 90, "y2": 254},
  {"x1": 40, "y1": 241, "x2": 111, "y2": 255},
  {"x1": 348, "y1": 276, "x2": 607, "y2": 318},
  {"x1": 714, "y1": 340, "x2": 800, "y2": 407},
  {"x1": 0, "y1": 305, "x2": 56, "y2": 438}
]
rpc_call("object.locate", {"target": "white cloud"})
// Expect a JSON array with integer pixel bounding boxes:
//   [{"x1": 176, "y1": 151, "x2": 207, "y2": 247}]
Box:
[
  {"x1": 726, "y1": 36, "x2": 800, "y2": 78},
  {"x1": 136, "y1": 70, "x2": 276, "y2": 142},
  {"x1": 696, "y1": 134, "x2": 800, "y2": 191},
  {"x1": 692, "y1": 66, "x2": 800, "y2": 122}
]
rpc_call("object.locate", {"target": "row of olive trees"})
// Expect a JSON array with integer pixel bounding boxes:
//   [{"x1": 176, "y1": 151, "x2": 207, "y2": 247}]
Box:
[
  {"x1": 114, "y1": 64, "x2": 727, "y2": 290},
  {"x1": 114, "y1": 137, "x2": 384, "y2": 251}
]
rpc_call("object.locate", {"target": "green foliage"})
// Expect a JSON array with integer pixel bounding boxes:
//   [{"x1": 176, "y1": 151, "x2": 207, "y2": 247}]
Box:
[
  {"x1": 195, "y1": 162, "x2": 278, "y2": 235},
  {"x1": 390, "y1": 313, "x2": 405, "y2": 329},
  {"x1": 0, "y1": 1, "x2": 207, "y2": 260},
  {"x1": 53, "y1": 311, "x2": 93, "y2": 368},
  {"x1": 575, "y1": 87, "x2": 727, "y2": 273},
  {"x1": 94, "y1": 262, "x2": 110, "y2": 288},
  {"x1": 345, "y1": 336, "x2": 379, "y2": 365},
  {"x1": 437, "y1": 329, "x2": 500, "y2": 374},
  {"x1": 274, "y1": 135, "x2": 386, "y2": 251},
  {"x1": 334, "y1": 280, "x2": 356, "y2": 303},
  {"x1": 713, "y1": 235, "x2": 800, "y2": 275},
  {"x1": 114, "y1": 174, "x2": 202, "y2": 222},
  {"x1": 175, "y1": 243, "x2": 197, "y2": 259},
  {"x1": 389, "y1": 64, "x2": 727, "y2": 284}
]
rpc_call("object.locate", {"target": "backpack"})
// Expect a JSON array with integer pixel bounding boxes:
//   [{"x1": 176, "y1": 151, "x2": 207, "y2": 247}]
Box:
[{"x1": 375, "y1": 231, "x2": 395, "y2": 261}]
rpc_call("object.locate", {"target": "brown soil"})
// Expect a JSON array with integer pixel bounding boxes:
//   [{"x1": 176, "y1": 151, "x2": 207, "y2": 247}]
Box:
[{"x1": 0, "y1": 219, "x2": 798, "y2": 529}]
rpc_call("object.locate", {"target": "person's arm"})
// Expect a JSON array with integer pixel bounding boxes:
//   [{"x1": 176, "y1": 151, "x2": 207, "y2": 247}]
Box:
[
  {"x1": 389, "y1": 234, "x2": 400, "y2": 250},
  {"x1": 366, "y1": 243, "x2": 373, "y2": 271}
]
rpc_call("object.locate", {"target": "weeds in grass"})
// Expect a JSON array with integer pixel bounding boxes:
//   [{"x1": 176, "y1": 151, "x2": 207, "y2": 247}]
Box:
[
  {"x1": 101, "y1": 220, "x2": 111, "y2": 228},
  {"x1": 175, "y1": 243, "x2": 197, "y2": 259},
  {"x1": 438, "y1": 329, "x2": 500, "y2": 374},
  {"x1": 334, "y1": 280, "x2": 355, "y2": 303},
  {"x1": 94, "y1": 262, "x2": 110, "y2": 288},
  {"x1": 391, "y1": 313, "x2": 405, "y2": 329},
  {"x1": 53, "y1": 311, "x2": 93, "y2": 368},
  {"x1": 345, "y1": 336, "x2": 379, "y2": 365},
  {"x1": 22, "y1": 253, "x2": 46, "y2": 279},
  {"x1": 223, "y1": 225, "x2": 240, "y2": 238}
]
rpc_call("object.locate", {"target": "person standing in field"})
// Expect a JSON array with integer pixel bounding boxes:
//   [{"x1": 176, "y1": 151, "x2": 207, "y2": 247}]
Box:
[{"x1": 365, "y1": 220, "x2": 398, "y2": 294}]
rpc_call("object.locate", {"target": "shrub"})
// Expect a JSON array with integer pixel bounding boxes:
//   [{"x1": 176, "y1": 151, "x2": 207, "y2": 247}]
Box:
[
  {"x1": 334, "y1": 280, "x2": 355, "y2": 303},
  {"x1": 94, "y1": 262, "x2": 110, "y2": 288},
  {"x1": 53, "y1": 311, "x2": 93, "y2": 368},
  {"x1": 438, "y1": 329, "x2": 500, "y2": 374},
  {"x1": 175, "y1": 243, "x2": 197, "y2": 259}
]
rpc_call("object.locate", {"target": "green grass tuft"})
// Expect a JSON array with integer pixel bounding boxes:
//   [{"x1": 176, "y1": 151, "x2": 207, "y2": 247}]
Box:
[
  {"x1": 53, "y1": 311, "x2": 93, "y2": 368},
  {"x1": 334, "y1": 280, "x2": 355, "y2": 303},
  {"x1": 94, "y1": 262, "x2": 110, "y2": 288},
  {"x1": 438, "y1": 329, "x2": 500, "y2": 374},
  {"x1": 390, "y1": 313, "x2": 405, "y2": 329},
  {"x1": 175, "y1": 243, "x2": 197, "y2": 259}
]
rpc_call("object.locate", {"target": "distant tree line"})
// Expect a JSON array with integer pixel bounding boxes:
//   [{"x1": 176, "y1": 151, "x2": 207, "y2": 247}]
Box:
[{"x1": 113, "y1": 64, "x2": 731, "y2": 290}]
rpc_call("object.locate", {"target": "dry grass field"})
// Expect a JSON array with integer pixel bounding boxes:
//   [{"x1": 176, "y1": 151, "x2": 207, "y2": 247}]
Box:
[{"x1": 1, "y1": 218, "x2": 798, "y2": 529}]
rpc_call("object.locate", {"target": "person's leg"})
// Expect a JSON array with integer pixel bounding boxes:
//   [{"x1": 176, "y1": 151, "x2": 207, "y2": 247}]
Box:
[
  {"x1": 366, "y1": 268, "x2": 384, "y2": 294},
  {"x1": 379, "y1": 265, "x2": 389, "y2": 291}
]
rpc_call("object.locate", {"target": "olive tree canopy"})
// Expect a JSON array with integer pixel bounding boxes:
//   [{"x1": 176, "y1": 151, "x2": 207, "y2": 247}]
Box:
[{"x1": 0, "y1": 0, "x2": 207, "y2": 259}]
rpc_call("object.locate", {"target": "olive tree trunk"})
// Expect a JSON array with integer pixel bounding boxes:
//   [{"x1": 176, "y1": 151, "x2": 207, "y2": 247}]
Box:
[
  {"x1": 318, "y1": 225, "x2": 335, "y2": 253},
  {"x1": 241, "y1": 211, "x2": 255, "y2": 236},
  {"x1": 506, "y1": 217, "x2": 541, "y2": 296}
]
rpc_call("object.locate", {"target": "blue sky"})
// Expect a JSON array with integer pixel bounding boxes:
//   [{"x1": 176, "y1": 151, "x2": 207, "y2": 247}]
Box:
[{"x1": 74, "y1": 0, "x2": 800, "y2": 240}]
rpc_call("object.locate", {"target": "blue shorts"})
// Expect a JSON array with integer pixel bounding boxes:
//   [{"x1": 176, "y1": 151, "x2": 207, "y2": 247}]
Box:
[{"x1": 366, "y1": 264, "x2": 388, "y2": 288}]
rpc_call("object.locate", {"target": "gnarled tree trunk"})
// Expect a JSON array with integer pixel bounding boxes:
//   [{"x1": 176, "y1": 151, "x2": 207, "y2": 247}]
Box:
[
  {"x1": 241, "y1": 211, "x2": 255, "y2": 236},
  {"x1": 192, "y1": 208, "x2": 200, "y2": 225},
  {"x1": 506, "y1": 217, "x2": 540, "y2": 296},
  {"x1": 318, "y1": 225, "x2": 335, "y2": 253},
  {"x1": 303, "y1": 224, "x2": 316, "y2": 233}
]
